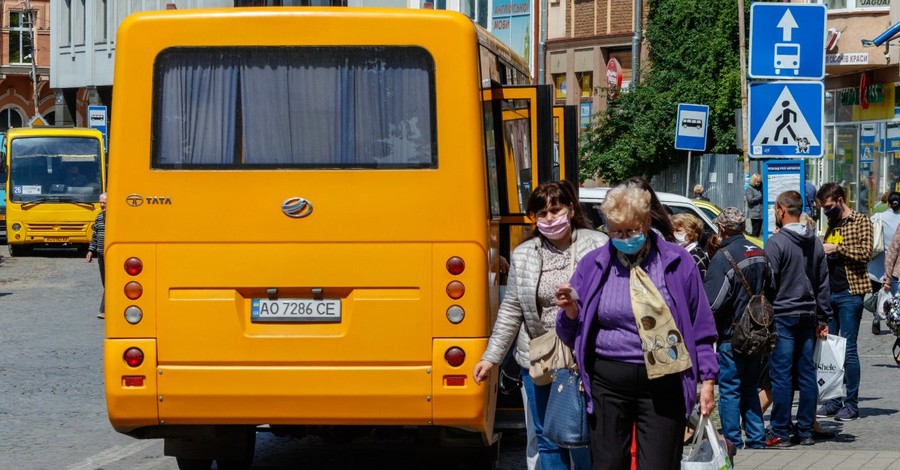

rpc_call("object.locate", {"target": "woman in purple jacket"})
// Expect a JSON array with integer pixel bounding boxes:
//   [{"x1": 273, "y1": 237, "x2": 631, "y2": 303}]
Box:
[{"x1": 555, "y1": 184, "x2": 719, "y2": 470}]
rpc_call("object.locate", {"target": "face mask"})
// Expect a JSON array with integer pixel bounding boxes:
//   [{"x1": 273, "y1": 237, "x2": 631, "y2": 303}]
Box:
[
  {"x1": 823, "y1": 204, "x2": 841, "y2": 220},
  {"x1": 674, "y1": 232, "x2": 687, "y2": 245},
  {"x1": 537, "y1": 211, "x2": 570, "y2": 240},
  {"x1": 612, "y1": 232, "x2": 646, "y2": 255}
]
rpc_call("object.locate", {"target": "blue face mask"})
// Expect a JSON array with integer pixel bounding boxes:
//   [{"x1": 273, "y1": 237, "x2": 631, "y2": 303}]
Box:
[{"x1": 611, "y1": 232, "x2": 647, "y2": 255}]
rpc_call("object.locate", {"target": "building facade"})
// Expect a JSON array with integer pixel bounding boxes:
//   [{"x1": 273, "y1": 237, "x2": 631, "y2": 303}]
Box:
[{"x1": 0, "y1": 0, "x2": 51, "y2": 131}]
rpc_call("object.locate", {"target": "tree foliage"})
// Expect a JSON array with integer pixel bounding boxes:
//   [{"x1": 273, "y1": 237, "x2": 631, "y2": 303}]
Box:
[{"x1": 580, "y1": 0, "x2": 747, "y2": 183}]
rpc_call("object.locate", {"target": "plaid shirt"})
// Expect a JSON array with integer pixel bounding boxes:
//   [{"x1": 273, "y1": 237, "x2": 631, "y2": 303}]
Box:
[{"x1": 824, "y1": 210, "x2": 872, "y2": 295}]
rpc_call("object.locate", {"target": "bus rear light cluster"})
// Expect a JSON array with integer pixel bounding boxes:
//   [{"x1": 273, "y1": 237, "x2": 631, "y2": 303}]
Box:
[
  {"x1": 124, "y1": 257, "x2": 143, "y2": 276},
  {"x1": 446, "y1": 305, "x2": 465, "y2": 324},
  {"x1": 124, "y1": 281, "x2": 143, "y2": 300},
  {"x1": 123, "y1": 347, "x2": 144, "y2": 367},
  {"x1": 446, "y1": 257, "x2": 465, "y2": 275},
  {"x1": 446, "y1": 281, "x2": 465, "y2": 300},
  {"x1": 123, "y1": 376, "x2": 145, "y2": 387},
  {"x1": 124, "y1": 306, "x2": 143, "y2": 325},
  {"x1": 444, "y1": 347, "x2": 465, "y2": 367}
]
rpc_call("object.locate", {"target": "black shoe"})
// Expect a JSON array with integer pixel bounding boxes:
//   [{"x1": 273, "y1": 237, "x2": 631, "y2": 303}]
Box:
[
  {"x1": 873, "y1": 320, "x2": 881, "y2": 335},
  {"x1": 813, "y1": 430, "x2": 836, "y2": 440},
  {"x1": 799, "y1": 437, "x2": 815, "y2": 446},
  {"x1": 766, "y1": 436, "x2": 793, "y2": 448}
]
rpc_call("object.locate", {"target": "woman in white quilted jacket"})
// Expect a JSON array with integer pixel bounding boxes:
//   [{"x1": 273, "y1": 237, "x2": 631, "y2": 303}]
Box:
[{"x1": 473, "y1": 180, "x2": 608, "y2": 470}]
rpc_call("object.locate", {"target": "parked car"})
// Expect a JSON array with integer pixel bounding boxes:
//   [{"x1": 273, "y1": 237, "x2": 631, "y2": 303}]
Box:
[{"x1": 578, "y1": 187, "x2": 763, "y2": 249}]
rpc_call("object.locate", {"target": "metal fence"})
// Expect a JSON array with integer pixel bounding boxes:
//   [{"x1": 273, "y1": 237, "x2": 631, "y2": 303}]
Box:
[{"x1": 649, "y1": 154, "x2": 763, "y2": 212}]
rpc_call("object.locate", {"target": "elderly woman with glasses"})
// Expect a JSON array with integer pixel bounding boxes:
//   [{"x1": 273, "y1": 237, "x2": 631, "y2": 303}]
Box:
[{"x1": 554, "y1": 184, "x2": 719, "y2": 470}]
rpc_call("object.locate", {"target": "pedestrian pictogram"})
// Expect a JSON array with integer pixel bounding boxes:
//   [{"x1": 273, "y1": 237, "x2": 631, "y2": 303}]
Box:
[
  {"x1": 749, "y1": 81, "x2": 823, "y2": 158},
  {"x1": 749, "y1": 3, "x2": 826, "y2": 80}
]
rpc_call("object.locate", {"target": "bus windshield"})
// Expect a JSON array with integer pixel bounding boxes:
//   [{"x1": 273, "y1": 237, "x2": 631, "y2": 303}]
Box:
[{"x1": 9, "y1": 137, "x2": 103, "y2": 203}]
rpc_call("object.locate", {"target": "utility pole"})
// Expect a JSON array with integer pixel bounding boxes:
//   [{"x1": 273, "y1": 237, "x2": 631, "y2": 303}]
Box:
[
  {"x1": 25, "y1": 0, "x2": 39, "y2": 118},
  {"x1": 738, "y1": 0, "x2": 749, "y2": 175}
]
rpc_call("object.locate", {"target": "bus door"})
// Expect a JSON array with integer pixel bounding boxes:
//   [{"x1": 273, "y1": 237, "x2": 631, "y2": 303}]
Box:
[{"x1": 553, "y1": 105, "x2": 579, "y2": 184}]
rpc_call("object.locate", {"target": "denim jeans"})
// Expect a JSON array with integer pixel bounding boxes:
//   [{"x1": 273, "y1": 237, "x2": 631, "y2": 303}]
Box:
[
  {"x1": 716, "y1": 342, "x2": 765, "y2": 449},
  {"x1": 521, "y1": 371, "x2": 591, "y2": 470},
  {"x1": 827, "y1": 289, "x2": 863, "y2": 413},
  {"x1": 769, "y1": 314, "x2": 818, "y2": 441}
]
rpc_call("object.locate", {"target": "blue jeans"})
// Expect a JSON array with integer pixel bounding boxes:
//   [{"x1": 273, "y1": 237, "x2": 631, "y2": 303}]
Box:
[
  {"x1": 827, "y1": 289, "x2": 863, "y2": 413},
  {"x1": 717, "y1": 343, "x2": 765, "y2": 449},
  {"x1": 521, "y1": 371, "x2": 591, "y2": 470},
  {"x1": 891, "y1": 277, "x2": 899, "y2": 295},
  {"x1": 769, "y1": 314, "x2": 818, "y2": 441}
]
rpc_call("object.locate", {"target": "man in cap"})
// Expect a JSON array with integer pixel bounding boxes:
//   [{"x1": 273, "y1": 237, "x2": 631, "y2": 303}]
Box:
[{"x1": 704, "y1": 207, "x2": 771, "y2": 449}]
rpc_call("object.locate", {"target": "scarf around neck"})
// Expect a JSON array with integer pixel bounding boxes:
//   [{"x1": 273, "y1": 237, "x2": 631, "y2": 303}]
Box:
[{"x1": 616, "y1": 248, "x2": 692, "y2": 379}]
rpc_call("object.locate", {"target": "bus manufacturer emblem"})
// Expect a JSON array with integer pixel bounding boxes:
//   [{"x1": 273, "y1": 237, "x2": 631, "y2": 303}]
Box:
[
  {"x1": 126, "y1": 194, "x2": 144, "y2": 207},
  {"x1": 282, "y1": 197, "x2": 313, "y2": 218}
]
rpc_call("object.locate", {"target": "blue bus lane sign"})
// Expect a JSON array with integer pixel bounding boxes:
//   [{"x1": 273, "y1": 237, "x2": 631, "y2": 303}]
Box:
[
  {"x1": 749, "y1": 3, "x2": 826, "y2": 80},
  {"x1": 749, "y1": 81, "x2": 823, "y2": 158}
]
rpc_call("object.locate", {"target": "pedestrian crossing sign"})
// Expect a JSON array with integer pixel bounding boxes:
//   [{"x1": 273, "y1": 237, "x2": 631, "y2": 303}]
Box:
[{"x1": 749, "y1": 81, "x2": 823, "y2": 158}]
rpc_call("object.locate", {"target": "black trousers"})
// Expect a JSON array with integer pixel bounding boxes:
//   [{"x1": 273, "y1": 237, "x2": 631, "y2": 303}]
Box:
[
  {"x1": 98, "y1": 255, "x2": 105, "y2": 313},
  {"x1": 588, "y1": 357, "x2": 686, "y2": 470},
  {"x1": 751, "y1": 218, "x2": 762, "y2": 237}
]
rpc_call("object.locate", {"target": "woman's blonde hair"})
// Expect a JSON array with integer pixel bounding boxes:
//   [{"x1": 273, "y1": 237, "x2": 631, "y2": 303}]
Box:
[
  {"x1": 750, "y1": 173, "x2": 762, "y2": 186},
  {"x1": 601, "y1": 185, "x2": 651, "y2": 225},
  {"x1": 672, "y1": 213, "x2": 703, "y2": 242}
]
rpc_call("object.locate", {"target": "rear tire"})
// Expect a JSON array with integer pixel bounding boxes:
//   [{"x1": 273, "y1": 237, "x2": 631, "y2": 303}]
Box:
[
  {"x1": 175, "y1": 457, "x2": 213, "y2": 470},
  {"x1": 8, "y1": 244, "x2": 30, "y2": 257}
]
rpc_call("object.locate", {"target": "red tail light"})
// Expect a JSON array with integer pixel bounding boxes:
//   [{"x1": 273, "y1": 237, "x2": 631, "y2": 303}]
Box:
[
  {"x1": 123, "y1": 347, "x2": 144, "y2": 367},
  {"x1": 123, "y1": 376, "x2": 145, "y2": 387},
  {"x1": 443, "y1": 375, "x2": 466, "y2": 386},
  {"x1": 444, "y1": 347, "x2": 465, "y2": 367},
  {"x1": 446, "y1": 257, "x2": 465, "y2": 275},
  {"x1": 124, "y1": 257, "x2": 143, "y2": 276}
]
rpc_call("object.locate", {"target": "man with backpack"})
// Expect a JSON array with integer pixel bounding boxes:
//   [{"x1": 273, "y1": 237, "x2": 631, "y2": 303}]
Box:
[
  {"x1": 765, "y1": 190, "x2": 832, "y2": 447},
  {"x1": 704, "y1": 207, "x2": 773, "y2": 450}
]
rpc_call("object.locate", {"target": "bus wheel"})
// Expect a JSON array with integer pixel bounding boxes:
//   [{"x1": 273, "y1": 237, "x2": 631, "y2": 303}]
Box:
[
  {"x1": 8, "y1": 244, "x2": 30, "y2": 257},
  {"x1": 174, "y1": 457, "x2": 213, "y2": 470},
  {"x1": 215, "y1": 430, "x2": 256, "y2": 470}
]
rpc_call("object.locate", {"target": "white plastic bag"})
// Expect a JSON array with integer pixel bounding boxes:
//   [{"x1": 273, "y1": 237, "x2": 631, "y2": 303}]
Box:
[
  {"x1": 815, "y1": 334, "x2": 846, "y2": 404},
  {"x1": 682, "y1": 415, "x2": 732, "y2": 470},
  {"x1": 875, "y1": 289, "x2": 891, "y2": 321}
]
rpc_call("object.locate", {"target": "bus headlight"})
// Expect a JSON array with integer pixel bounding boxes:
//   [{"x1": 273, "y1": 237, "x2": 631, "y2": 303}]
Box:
[{"x1": 11, "y1": 223, "x2": 21, "y2": 232}]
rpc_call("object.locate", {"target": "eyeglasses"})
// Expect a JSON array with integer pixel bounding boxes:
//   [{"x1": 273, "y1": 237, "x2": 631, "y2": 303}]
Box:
[{"x1": 606, "y1": 228, "x2": 643, "y2": 240}]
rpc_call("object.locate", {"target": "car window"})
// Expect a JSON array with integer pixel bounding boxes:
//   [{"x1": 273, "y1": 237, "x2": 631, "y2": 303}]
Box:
[{"x1": 580, "y1": 202, "x2": 604, "y2": 230}]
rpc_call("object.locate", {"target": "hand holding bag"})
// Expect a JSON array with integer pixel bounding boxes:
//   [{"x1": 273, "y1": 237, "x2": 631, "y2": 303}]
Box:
[
  {"x1": 528, "y1": 329, "x2": 575, "y2": 386},
  {"x1": 682, "y1": 415, "x2": 733, "y2": 470},
  {"x1": 815, "y1": 334, "x2": 847, "y2": 403},
  {"x1": 543, "y1": 368, "x2": 590, "y2": 448}
]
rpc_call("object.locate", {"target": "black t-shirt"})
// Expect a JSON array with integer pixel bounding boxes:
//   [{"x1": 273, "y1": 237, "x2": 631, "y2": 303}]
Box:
[{"x1": 824, "y1": 216, "x2": 850, "y2": 293}]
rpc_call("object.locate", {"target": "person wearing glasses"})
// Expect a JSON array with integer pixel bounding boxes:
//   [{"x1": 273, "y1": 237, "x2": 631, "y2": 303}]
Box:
[
  {"x1": 473, "y1": 180, "x2": 608, "y2": 470},
  {"x1": 555, "y1": 184, "x2": 719, "y2": 470}
]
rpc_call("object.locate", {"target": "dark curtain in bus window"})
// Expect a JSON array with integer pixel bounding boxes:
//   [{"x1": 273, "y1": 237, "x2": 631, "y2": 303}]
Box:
[
  {"x1": 239, "y1": 47, "x2": 433, "y2": 168},
  {"x1": 157, "y1": 53, "x2": 238, "y2": 166}
]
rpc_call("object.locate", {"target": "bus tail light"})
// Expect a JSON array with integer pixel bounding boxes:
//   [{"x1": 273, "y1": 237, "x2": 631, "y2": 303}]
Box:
[
  {"x1": 124, "y1": 347, "x2": 144, "y2": 367},
  {"x1": 446, "y1": 281, "x2": 465, "y2": 300},
  {"x1": 444, "y1": 347, "x2": 465, "y2": 367},
  {"x1": 124, "y1": 257, "x2": 143, "y2": 276},
  {"x1": 446, "y1": 305, "x2": 465, "y2": 324},
  {"x1": 124, "y1": 306, "x2": 143, "y2": 324},
  {"x1": 123, "y1": 376, "x2": 145, "y2": 387},
  {"x1": 124, "y1": 281, "x2": 143, "y2": 300},
  {"x1": 446, "y1": 257, "x2": 465, "y2": 275},
  {"x1": 443, "y1": 375, "x2": 466, "y2": 386}
]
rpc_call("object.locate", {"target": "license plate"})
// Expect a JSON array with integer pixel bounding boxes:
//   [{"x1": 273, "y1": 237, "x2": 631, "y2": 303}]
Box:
[
  {"x1": 250, "y1": 298, "x2": 341, "y2": 323},
  {"x1": 45, "y1": 236, "x2": 69, "y2": 242}
]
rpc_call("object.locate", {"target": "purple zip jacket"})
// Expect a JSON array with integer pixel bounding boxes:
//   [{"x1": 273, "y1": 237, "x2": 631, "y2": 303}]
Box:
[{"x1": 556, "y1": 231, "x2": 719, "y2": 417}]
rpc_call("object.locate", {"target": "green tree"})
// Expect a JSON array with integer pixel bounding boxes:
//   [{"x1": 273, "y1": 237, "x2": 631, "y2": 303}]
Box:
[{"x1": 580, "y1": 0, "x2": 747, "y2": 183}]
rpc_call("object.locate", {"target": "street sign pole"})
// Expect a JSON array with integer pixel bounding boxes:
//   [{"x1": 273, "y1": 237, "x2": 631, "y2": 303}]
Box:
[{"x1": 686, "y1": 151, "x2": 692, "y2": 197}]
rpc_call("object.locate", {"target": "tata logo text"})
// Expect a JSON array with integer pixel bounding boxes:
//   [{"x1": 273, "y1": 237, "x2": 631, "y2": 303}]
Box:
[
  {"x1": 126, "y1": 194, "x2": 172, "y2": 207},
  {"x1": 282, "y1": 197, "x2": 313, "y2": 218}
]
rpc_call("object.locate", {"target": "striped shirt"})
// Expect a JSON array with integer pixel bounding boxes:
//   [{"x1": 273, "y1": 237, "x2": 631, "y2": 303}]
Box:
[{"x1": 88, "y1": 210, "x2": 105, "y2": 256}]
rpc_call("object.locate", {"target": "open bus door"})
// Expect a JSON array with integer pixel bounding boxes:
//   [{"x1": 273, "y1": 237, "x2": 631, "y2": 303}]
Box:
[
  {"x1": 482, "y1": 84, "x2": 555, "y2": 431},
  {"x1": 553, "y1": 105, "x2": 579, "y2": 184}
]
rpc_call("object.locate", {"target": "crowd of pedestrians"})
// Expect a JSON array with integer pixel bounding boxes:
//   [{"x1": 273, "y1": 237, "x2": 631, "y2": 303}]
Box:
[{"x1": 475, "y1": 177, "x2": 878, "y2": 470}]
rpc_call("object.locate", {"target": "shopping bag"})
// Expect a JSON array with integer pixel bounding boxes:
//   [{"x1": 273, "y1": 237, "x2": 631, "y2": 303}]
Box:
[
  {"x1": 814, "y1": 334, "x2": 847, "y2": 403},
  {"x1": 543, "y1": 368, "x2": 589, "y2": 448},
  {"x1": 681, "y1": 415, "x2": 732, "y2": 470},
  {"x1": 875, "y1": 289, "x2": 891, "y2": 321}
]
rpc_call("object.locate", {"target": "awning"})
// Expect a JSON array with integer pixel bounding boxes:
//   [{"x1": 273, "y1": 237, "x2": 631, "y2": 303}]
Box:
[{"x1": 863, "y1": 22, "x2": 900, "y2": 47}]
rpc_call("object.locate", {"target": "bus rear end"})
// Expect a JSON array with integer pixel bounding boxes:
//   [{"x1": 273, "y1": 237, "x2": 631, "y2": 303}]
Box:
[
  {"x1": 105, "y1": 8, "x2": 500, "y2": 467},
  {"x1": 4, "y1": 127, "x2": 105, "y2": 256}
]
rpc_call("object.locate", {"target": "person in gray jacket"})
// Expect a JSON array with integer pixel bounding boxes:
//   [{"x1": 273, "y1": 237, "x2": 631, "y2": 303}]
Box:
[
  {"x1": 746, "y1": 174, "x2": 763, "y2": 237},
  {"x1": 473, "y1": 180, "x2": 607, "y2": 470}
]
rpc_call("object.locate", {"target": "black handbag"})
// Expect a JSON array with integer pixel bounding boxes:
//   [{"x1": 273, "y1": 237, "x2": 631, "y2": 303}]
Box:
[{"x1": 543, "y1": 368, "x2": 590, "y2": 448}]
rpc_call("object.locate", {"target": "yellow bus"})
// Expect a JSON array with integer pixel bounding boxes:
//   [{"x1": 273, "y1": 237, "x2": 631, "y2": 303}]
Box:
[
  {"x1": 105, "y1": 7, "x2": 578, "y2": 468},
  {"x1": 2, "y1": 127, "x2": 106, "y2": 256}
]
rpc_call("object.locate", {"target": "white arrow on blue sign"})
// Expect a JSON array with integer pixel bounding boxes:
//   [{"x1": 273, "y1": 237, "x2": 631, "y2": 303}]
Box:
[
  {"x1": 674, "y1": 103, "x2": 708, "y2": 152},
  {"x1": 749, "y1": 81, "x2": 823, "y2": 158},
  {"x1": 749, "y1": 3, "x2": 826, "y2": 80}
]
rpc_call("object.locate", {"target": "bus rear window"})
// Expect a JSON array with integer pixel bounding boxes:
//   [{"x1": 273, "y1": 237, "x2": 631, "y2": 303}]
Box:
[{"x1": 152, "y1": 46, "x2": 436, "y2": 170}]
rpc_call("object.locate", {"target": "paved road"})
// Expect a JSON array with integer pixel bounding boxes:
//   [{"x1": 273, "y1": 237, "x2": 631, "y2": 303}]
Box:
[{"x1": 2, "y1": 251, "x2": 899, "y2": 469}]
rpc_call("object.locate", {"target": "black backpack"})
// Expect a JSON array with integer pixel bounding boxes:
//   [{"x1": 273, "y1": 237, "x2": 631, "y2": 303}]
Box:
[{"x1": 723, "y1": 250, "x2": 777, "y2": 356}]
